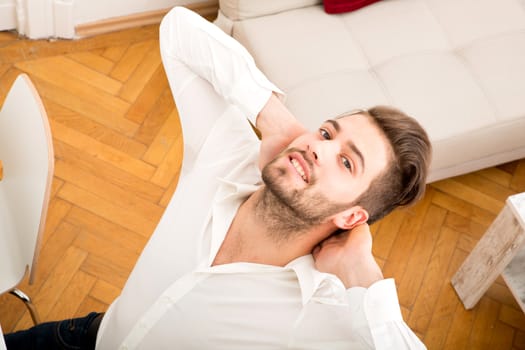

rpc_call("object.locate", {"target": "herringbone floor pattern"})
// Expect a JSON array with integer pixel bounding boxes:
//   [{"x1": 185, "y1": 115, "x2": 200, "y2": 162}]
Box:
[{"x1": 1, "y1": 22, "x2": 524, "y2": 349}]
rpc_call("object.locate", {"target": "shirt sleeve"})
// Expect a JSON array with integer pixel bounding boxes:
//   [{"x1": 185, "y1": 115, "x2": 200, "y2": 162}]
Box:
[
  {"x1": 346, "y1": 279, "x2": 427, "y2": 349},
  {"x1": 159, "y1": 6, "x2": 282, "y2": 125}
]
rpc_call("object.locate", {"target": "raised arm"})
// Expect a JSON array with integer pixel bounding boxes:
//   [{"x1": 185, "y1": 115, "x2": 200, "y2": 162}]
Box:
[{"x1": 159, "y1": 6, "x2": 306, "y2": 170}]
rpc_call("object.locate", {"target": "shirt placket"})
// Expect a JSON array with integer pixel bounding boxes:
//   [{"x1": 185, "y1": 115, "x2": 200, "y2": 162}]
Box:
[{"x1": 118, "y1": 271, "x2": 209, "y2": 350}]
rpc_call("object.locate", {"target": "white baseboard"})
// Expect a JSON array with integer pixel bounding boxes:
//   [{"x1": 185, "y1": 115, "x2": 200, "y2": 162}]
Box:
[{"x1": 75, "y1": 0, "x2": 218, "y2": 38}]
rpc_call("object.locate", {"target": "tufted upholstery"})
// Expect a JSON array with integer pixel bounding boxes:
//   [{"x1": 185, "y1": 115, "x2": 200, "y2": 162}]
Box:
[{"x1": 216, "y1": 0, "x2": 525, "y2": 182}]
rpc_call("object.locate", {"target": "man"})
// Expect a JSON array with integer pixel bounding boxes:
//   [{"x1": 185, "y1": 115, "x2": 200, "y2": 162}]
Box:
[{"x1": 5, "y1": 6, "x2": 430, "y2": 349}]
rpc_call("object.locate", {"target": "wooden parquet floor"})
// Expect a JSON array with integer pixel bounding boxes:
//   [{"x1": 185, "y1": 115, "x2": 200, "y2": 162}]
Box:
[{"x1": 1, "y1": 22, "x2": 525, "y2": 349}]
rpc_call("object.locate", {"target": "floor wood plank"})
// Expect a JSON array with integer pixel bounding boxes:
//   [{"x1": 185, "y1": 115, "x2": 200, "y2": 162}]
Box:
[
  {"x1": 67, "y1": 51, "x2": 116, "y2": 75},
  {"x1": 398, "y1": 205, "x2": 447, "y2": 308},
  {"x1": 407, "y1": 226, "x2": 460, "y2": 334}
]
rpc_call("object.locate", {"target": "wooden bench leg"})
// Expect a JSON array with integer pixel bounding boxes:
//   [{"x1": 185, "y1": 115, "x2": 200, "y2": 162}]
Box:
[{"x1": 451, "y1": 202, "x2": 525, "y2": 309}]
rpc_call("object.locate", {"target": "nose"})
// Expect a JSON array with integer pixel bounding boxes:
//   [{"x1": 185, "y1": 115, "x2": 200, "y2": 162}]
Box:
[
  {"x1": 308, "y1": 139, "x2": 339, "y2": 165},
  {"x1": 307, "y1": 144, "x2": 318, "y2": 162}
]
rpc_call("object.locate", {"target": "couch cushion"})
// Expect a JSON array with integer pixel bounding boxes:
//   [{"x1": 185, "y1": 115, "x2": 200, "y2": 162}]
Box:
[
  {"x1": 461, "y1": 32, "x2": 525, "y2": 122},
  {"x1": 340, "y1": 0, "x2": 450, "y2": 66},
  {"x1": 232, "y1": 0, "x2": 525, "y2": 181},
  {"x1": 233, "y1": 7, "x2": 370, "y2": 95},
  {"x1": 219, "y1": 0, "x2": 321, "y2": 21},
  {"x1": 426, "y1": 0, "x2": 525, "y2": 48}
]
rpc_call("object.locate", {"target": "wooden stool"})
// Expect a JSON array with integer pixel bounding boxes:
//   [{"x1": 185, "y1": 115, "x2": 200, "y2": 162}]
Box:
[{"x1": 451, "y1": 192, "x2": 525, "y2": 312}]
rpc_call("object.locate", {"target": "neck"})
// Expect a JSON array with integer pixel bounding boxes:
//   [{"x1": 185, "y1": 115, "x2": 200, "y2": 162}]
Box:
[{"x1": 214, "y1": 187, "x2": 334, "y2": 267}]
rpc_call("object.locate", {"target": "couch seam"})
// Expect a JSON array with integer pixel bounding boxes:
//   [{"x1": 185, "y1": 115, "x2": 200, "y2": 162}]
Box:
[
  {"x1": 423, "y1": 0, "x2": 500, "y2": 123},
  {"x1": 423, "y1": 0, "x2": 525, "y2": 122},
  {"x1": 337, "y1": 13, "x2": 395, "y2": 106}
]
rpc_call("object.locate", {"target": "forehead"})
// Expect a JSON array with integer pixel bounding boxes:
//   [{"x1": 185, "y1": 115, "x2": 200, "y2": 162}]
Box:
[
  {"x1": 329, "y1": 113, "x2": 381, "y2": 139},
  {"x1": 327, "y1": 113, "x2": 392, "y2": 176},
  {"x1": 334, "y1": 112, "x2": 373, "y2": 129}
]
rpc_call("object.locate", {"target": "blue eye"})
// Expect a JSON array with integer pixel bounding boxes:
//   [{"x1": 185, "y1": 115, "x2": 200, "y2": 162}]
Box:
[{"x1": 320, "y1": 129, "x2": 331, "y2": 140}]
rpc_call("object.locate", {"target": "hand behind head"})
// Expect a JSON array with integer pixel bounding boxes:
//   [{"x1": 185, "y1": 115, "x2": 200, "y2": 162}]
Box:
[{"x1": 312, "y1": 224, "x2": 383, "y2": 288}]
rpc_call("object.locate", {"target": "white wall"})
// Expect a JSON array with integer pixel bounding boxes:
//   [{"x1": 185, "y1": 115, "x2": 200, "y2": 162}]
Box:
[
  {"x1": 0, "y1": 0, "x2": 16, "y2": 30},
  {"x1": 0, "y1": 0, "x2": 57, "y2": 38},
  {"x1": 73, "y1": 0, "x2": 202, "y2": 26},
  {"x1": 1, "y1": 0, "x2": 208, "y2": 39}
]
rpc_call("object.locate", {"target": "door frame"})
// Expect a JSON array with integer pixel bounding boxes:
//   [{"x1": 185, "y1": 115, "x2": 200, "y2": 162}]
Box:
[{"x1": 1, "y1": 0, "x2": 74, "y2": 39}]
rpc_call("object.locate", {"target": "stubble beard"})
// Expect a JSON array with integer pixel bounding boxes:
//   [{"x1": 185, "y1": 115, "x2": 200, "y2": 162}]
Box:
[{"x1": 259, "y1": 150, "x2": 352, "y2": 242}]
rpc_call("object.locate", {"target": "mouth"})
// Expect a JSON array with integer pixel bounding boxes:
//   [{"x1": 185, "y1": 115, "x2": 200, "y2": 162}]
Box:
[{"x1": 289, "y1": 153, "x2": 310, "y2": 183}]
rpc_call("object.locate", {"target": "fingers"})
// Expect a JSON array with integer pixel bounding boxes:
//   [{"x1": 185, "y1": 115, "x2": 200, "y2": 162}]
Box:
[{"x1": 312, "y1": 223, "x2": 382, "y2": 289}]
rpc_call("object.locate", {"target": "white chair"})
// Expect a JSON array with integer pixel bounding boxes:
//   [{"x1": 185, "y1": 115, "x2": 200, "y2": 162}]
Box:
[
  {"x1": 0, "y1": 323, "x2": 6, "y2": 350},
  {"x1": 0, "y1": 74, "x2": 54, "y2": 325}
]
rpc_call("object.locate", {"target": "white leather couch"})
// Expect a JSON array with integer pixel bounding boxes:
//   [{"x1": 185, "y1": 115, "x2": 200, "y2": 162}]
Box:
[{"x1": 215, "y1": 0, "x2": 525, "y2": 182}]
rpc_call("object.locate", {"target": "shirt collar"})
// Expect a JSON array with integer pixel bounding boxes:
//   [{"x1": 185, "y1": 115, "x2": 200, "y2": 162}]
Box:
[
  {"x1": 199, "y1": 254, "x2": 337, "y2": 306},
  {"x1": 285, "y1": 255, "x2": 333, "y2": 306},
  {"x1": 208, "y1": 178, "x2": 260, "y2": 266},
  {"x1": 216, "y1": 178, "x2": 261, "y2": 201}
]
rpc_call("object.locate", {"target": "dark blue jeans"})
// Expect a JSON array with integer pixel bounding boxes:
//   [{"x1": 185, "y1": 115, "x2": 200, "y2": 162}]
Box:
[{"x1": 3, "y1": 312, "x2": 103, "y2": 350}]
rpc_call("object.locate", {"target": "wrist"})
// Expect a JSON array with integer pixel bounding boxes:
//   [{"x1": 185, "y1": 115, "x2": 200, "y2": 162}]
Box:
[{"x1": 339, "y1": 256, "x2": 384, "y2": 289}]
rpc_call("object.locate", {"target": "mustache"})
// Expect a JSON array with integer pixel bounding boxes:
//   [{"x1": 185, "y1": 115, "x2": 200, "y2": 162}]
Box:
[{"x1": 286, "y1": 147, "x2": 314, "y2": 170}]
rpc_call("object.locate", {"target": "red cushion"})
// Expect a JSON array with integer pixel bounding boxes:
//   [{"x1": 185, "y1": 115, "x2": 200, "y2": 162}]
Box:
[{"x1": 323, "y1": 0, "x2": 381, "y2": 14}]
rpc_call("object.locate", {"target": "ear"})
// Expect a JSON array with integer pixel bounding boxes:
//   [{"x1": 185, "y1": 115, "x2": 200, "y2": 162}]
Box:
[{"x1": 333, "y1": 206, "x2": 369, "y2": 230}]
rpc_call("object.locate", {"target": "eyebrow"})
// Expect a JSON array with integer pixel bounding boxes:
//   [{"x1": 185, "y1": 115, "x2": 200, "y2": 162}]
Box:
[
  {"x1": 325, "y1": 119, "x2": 340, "y2": 132},
  {"x1": 324, "y1": 119, "x2": 366, "y2": 173}
]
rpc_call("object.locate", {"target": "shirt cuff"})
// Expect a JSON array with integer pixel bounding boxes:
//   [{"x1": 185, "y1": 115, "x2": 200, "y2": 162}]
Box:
[{"x1": 347, "y1": 278, "x2": 403, "y2": 326}]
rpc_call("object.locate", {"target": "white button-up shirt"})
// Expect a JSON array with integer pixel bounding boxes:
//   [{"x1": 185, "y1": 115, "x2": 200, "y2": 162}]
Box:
[{"x1": 95, "y1": 6, "x2": 426, "y2": 349}]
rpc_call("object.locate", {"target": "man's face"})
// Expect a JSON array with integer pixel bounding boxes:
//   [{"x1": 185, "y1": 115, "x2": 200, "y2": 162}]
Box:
[{"x1": 261, "y1": 114, "x2": 392, "y2": 225}]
